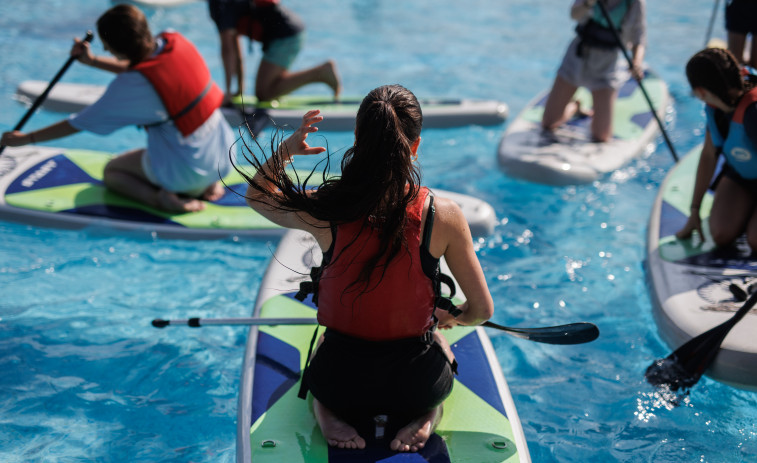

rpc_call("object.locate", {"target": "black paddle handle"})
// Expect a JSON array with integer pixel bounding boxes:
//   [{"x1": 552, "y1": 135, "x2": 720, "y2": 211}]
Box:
[
  {"x1": 595, "y1": 1, "x2": 679, "y2": 162},
  {"x1": 0, "y1": 31, "x2": 93, "y2": 156}
]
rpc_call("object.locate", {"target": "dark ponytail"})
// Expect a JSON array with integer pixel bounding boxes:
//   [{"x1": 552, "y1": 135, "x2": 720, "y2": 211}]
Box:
[
  {"x1": 235, "y1": 84, "x2": 424, "y2": 292},
  {"x1": 686, "y1": 47, "x2": 753, "y2": 107}
]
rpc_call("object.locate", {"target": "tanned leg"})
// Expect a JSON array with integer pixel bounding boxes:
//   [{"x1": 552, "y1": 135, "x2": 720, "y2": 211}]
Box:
[
  {"x1": 103, "y1": 149, "x2": 205, "y2": 213},
  {"x1": 541, "y1": 75, "x2": 579, "y2": 132},
  {"x1": 589, "y1": 87, "x2": 616, "y2": 142},
  {"x1": 255, "y1": 59, "x2": 341, "y2": 102}
]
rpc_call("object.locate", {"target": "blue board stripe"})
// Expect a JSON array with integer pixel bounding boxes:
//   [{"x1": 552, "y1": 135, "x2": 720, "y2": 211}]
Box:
[
  {"x1": 451, "y1": 332, "x2": 507, "y2": 417},
  {"x1": 6, "y1": 154, "x2": 99, "y2": 194},
  {"x1": 251, "y1": 331, "x2": 302, "y2": 425},
  {"x1": 659, "y1": 200, "x2": 688, "y2": 239},
  {"x1": 65, "y1": 204, "x2": 179, "y2": 225},
  {"x1": 328, "y1": 433, "x2": 449, "y2": 462}
]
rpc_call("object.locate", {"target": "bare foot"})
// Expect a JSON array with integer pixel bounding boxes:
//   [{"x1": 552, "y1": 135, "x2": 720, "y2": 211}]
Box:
[
  {"x1": 319, "y1": 60, "x2": 341, "y2": 101},
  {"x1": 201, "y1": 181, "x2": 226, "y2": 202},
  {"x1": 313, "y1": 400, "x2": 366, "y2": 450},
  {"x1": 157, "y1": 189, "x2": 205, "y2": 213},
  {"x1": 390, "y1": 405, "x2": 443, "y2": 452}
]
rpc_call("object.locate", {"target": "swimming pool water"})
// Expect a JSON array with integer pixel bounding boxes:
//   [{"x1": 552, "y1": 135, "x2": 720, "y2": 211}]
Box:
[{"x1": 1, "y1": 0, "x2": 756, "y2": 462}]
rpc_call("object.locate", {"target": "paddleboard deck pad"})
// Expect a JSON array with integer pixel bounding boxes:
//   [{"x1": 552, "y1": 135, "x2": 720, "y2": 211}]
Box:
[
  {"x1": 0, "y1": 146, "x2": 497, "y2": 239},
  {"x1": 646, "y1": 145, "x2": 757, "y2": 390},
  {"x1": 0, "y1": 145, "x2": 280, "y2": 239},
  {"x1": 498, "y1": 70, "x2": 669, "y2": 185},
  {"x1": 237, "y1": 229, "x2": 530, "y2": 462},
  {"x1": 15, "y1": 80, "x2": 508, "y2": 131}
]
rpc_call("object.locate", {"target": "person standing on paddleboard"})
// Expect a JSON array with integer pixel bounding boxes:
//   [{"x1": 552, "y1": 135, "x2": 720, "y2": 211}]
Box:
[
  {"x1": 725, "y1": 0, "x2": 757, "y2": 70},
  {"x1": 0, "y1": 4, "x2": 235, "y2": 213},
  {"x1": 541, "y1": 0, "x2": 646, "y2": 142},
  {"x1": 676, "y1": 47, "x2": 757, "y2": 252},
  {"x1": 236, "y1": 84, "x2": 494, "y2": 452},
  {"x1": 207, "y1": 0, "x2": 341, "y2": 104}
]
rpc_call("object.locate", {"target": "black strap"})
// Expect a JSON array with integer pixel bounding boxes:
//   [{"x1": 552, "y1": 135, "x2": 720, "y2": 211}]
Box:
[
  {"x1": 297, "y1": 325, "x2": 320, "y2": 400},
  {"x1": 423, "y1": 191, "x2": 462, "y2": 319},
  {"x1": 143, "y1": 79, "x2": 213, "y2": 129},
  {"x1": 294, "y1": 265, "x2": 323, "y2": 305},
  {"x1": 421, "y1": 193, "x2": 435, "y2": 250}
]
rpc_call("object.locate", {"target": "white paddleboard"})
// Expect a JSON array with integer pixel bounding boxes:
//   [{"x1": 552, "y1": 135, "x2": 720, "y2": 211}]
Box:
[
  {"x1": 647, "y1": 145, "x2": 757, "y2": 391},
  {"x1": 498, "y1": 70, "x2": 670, "y2": 185},
  {"x1": 0, "y1": 145, "x2": 497, "y2": 239},
  {"x1": 15, "y1": 80, "x2": 508, "y2": 131}
]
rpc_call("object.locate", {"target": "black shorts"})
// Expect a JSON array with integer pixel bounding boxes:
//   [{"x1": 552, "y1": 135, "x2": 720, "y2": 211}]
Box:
[
  {"x1": 713, "y1": 162, "x2": 757, "y2": 192},
  {"x1": 304, "y1": 329, "x2": 454, "y2": 424},
  {"x1": 208, "y1": 0, "x2": 251, "y2": 31},
  {"x1": 726, "y1": 0, "x2": 757, "y2": 35}
]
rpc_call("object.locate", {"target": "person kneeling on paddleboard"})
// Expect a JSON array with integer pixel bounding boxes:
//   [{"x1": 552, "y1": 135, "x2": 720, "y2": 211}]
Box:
[
  {"x1": 0, "y1": 4, "x2": 235, "y2": 213},
  {"x1": 236, "y1": 84, "x2": 494, "y2": 452},
  {"x1": 541, "y1": 0, "x2": 646, "y2": 142},
  {"x1": 676, "y1": 47, "x2": 757, "y2": 252}
]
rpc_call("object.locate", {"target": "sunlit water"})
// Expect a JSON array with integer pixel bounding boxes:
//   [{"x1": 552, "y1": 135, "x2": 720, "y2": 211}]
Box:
[{"x1": 1, "y1": 1, "x2": 756, "y2": 461}]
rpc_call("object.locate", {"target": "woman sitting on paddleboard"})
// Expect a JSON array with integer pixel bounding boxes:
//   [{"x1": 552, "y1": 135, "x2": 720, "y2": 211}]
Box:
[
  {"x1": 541, "y1": 0, "x2": 646, "y2": 142},
  {"x1": 238, "y1": 84, "x2": 494, "y2": 451},
  {"x1": 676, "y1": 47, "x2": 757, "y2": 252},
  {"x1": 0, "y1": 4, "x2": 235, "y2": 213}
]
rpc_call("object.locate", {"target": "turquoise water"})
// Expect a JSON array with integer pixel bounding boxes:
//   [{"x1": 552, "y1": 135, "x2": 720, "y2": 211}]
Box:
[{"x1": 1, "y1": 0, "x2": 756, "y2": 461}]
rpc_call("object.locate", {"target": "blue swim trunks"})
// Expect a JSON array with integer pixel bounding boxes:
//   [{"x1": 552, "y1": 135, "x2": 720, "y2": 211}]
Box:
[{"x1": 262, "y1": 32, "x2": 305, "y2": 69}]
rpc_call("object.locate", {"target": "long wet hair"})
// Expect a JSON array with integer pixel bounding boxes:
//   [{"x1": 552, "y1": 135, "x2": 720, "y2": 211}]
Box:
[
  {"x1": 96, "y1": 4, "x2": 155, "y2": 66},
  {"x1": 236, "y1": 84, "x2": 423, "y2": 290},
  {"x1": 686, "y1": 47, "x2": 756, "y2": 108}
]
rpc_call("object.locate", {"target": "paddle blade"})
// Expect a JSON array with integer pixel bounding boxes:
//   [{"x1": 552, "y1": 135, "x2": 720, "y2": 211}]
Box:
[
  {"x1": 646, "y1": 290, "x2": 757, "y2": 391},
  {"x1": 484, "y1": 321, "x2": 600, "y2": 345}
]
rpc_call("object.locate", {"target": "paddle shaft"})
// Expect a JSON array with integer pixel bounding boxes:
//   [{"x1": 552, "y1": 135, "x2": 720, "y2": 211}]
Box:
[
  {"x1": 152, "y1": 317, "x2": 318, "y2": 328},
  {"x1": 704, "y1": 0, "x2": 721, "y2": 49},
  {"x1": 595, "y1": 0, "x2": 679, "y2": 162},
  {"x1": 153, "y1": 316, "x2": 599, "y2": 344},
  {"x1": 0, "y1": 31, "x2": 93, "y2": 157}
]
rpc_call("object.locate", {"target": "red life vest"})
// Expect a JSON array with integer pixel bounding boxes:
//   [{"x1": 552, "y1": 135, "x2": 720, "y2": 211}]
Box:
[
  {"x1": 132, "y1": 32, "x2": 223, "y2": 137},
  {"x1": 316, "y1": 187, "x2": 436, "y2": 341}
]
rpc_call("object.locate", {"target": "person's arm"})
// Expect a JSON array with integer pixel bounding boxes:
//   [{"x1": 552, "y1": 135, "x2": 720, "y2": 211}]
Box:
[
  {"x1": 0, "y1": 120, "x2": 79, "y2": 147},
  {"x1": 630, "y1": 43, "x2": 646, "y2": 80},
  {"x1": 675, "y1": 131, "x2": 719, "y2": 241},
  {"x1": 219, "y1": 29, "x2": 244, "y2": 98},
  {"x1": 571, "y1": 0, "x2": 596, "y2": 21},
  {"x1": 71, "y1": 37, "x2": 130, "y2": 74},
  {"x1": 245, "y1": 110, "x2": 330, "y2": 240},
  {"x1": 429, "y1": 196, "x2": 494, "y2": 328},
  {"x1": 627, "y1": 0, "x2": 647, "y2": 80}
]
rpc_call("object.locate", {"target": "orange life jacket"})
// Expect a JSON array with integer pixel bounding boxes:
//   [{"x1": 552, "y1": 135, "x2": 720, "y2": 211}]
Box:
[
  {"x1": 316, "y1": 187, "x2": 437, "y2": 341},
  {"x1": 132, "y1": 32, "x2": 223, "y2": 136}
]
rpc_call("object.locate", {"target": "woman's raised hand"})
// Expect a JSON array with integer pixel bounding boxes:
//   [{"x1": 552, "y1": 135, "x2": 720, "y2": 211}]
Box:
[{"x1": 278, "y1": 110, "x2": 326, "y2": 160}]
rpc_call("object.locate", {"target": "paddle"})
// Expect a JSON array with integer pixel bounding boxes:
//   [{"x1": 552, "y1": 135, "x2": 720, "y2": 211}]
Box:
[
  {"x1": 595, "y1": 0, "x2": 679, "y2": 162},
  {"x1": 704, "y1": 0, "x2": 721, "y2": 49},
  {"x1": 645, "y1": 290, "x2": 757, "y2": 391},
  {"x1": 152, "y1": 316, "x2": 600, "y2": 345},
  {"x1": 0, "y1": 31, "x2": 94, "y2": 157}
]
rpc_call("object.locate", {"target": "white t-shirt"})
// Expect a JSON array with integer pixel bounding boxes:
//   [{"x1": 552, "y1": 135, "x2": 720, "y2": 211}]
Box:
[{"x1": 69, "y1": 53, "x2": 235, "y2": 194}]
